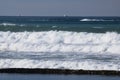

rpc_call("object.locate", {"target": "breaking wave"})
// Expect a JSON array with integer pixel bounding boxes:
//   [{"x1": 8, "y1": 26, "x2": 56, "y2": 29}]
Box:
[
  {"x1": 0, "y1": 23, "x2": 16, "y2": 26},
  {"x1": 80, "y1": 18, "x2": 114, "y2": 22},
  {"x1": 0, "y1": 31, "x2": 120, "y2": 70},
  {"x1": 0, "y1": 31, "x2": 120, "y2": 54}
]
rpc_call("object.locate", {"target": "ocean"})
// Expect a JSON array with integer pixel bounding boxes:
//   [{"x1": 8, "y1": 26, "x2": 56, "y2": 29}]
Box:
[
  {"x1": 0, "y1": 73, "x2": 120, "y2": 80},
  {"x1": 0, "y1": 16, "x2": 120, "y2": 71}
]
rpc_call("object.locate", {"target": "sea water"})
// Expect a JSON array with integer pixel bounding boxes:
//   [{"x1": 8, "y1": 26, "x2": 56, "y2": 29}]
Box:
[
  {"x1": 0, "y1": 16, "x2": 120, "y2": 70},
  {"x1": 0, "y1": 73, "x2": 120, "y2": 80}
]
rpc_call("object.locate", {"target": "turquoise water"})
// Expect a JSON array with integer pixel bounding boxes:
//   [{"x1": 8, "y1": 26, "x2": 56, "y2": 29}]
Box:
[{"x1": 0, "y1": 74, "x2": 120, "y2": 80}]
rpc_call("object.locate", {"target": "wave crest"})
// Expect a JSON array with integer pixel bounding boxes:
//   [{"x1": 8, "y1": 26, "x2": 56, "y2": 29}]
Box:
[
  {"x1": 0, "y1": 23, "x2": 16, "y2": 26},
  {"x1": 80, "y1": 18, "x2": 114, "y2": 21},
  {"x1": 0, "y1": 31, "x2": 120, "y2": 54}
]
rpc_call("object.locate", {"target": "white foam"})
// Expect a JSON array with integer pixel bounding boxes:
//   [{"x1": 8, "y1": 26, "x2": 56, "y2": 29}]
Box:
[
  {"x1": 0, "y1": 31, "x2": 120, "y2": 70},
  {"x1": 0, "y1": 23, "x2": 16, "y2": 26},
  {"x1": 0, "y1": 59, "x2": 119, "y2": 70},
  {"x1": 0, "y1": 31, "x2": 120, "y2": 54},
  {"x1": 80, "y1": 18, "x2": 113, "y2": 22},
  {"x1": 80, "y1": 19, "x2": 102, "y2": 21}
]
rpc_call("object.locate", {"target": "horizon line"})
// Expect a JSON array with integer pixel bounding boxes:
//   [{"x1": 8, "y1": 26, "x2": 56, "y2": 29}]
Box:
[{"x1": 0, "y1": 15, "x2": 120, "y2": 17}]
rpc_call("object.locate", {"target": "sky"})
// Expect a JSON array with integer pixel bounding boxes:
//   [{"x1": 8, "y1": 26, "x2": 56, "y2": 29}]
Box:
[{"x1": 0, "y1": 0, "x2": 120, "y2": 16}]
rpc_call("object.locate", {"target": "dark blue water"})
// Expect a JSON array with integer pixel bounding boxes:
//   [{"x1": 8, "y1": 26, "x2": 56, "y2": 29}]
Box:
[
  {"x1": 0, "y1": 16, "x2": 120, "y2": 33},
  {"x1": 0, "y1": 74, "x2": 120, "y2": 80}
]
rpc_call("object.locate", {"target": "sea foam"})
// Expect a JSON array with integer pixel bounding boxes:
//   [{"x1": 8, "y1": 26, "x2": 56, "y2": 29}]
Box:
[
  {"x1": 0, "y1": 31, "x2": 120, "y2": 54},
  {"x1": 0, "y1": 59, "x2": 119, "y2": 70},
  {"x1": 80, "y1": 18, "x2": 114, "y2": 21},
  {"x1": 0, "y1": 23, "x2": 16, "y2": 26},
  {"x1": 0, "y1": 31, "x2": 120, "y2": 70}
]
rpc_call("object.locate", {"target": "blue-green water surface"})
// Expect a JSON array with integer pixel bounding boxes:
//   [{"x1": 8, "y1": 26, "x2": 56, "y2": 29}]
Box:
[{"x1": 0, "y1": 73, "x2": 120, "y2": 80}]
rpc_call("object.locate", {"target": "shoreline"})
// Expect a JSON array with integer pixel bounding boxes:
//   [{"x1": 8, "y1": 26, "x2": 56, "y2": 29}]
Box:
[{"x1": 0, "y1": 68, "x2": 120, "y2": 76}]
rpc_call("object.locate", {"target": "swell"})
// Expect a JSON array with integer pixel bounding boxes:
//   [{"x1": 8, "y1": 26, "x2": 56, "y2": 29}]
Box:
[
  {"x1": 0, "y1": 16, "x2": 120, "y2": 33},
  {"x1": 0, "y1": 23, "x2": 120, "y2": 33}
]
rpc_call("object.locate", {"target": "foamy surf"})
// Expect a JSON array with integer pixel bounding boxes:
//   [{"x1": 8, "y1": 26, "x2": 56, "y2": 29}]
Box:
[
  {"x1": 0, "y1": 31, "x2": 120, "y2": 71},
  {"x1": 0, "y1": 31, "x2": 120, "y2": 54},
  {"x1": 80, "y1": 18, "x2": 114, "y2": 21},
  {"x1": 0, "y1": 59, "x2": 119, "y2": 71},
  {"x1": 0, "y1": 16, "x2": 120, "y2": 72},
  {"x1": 0, "y1": 23, "x2": 16, "y2": 26}
]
